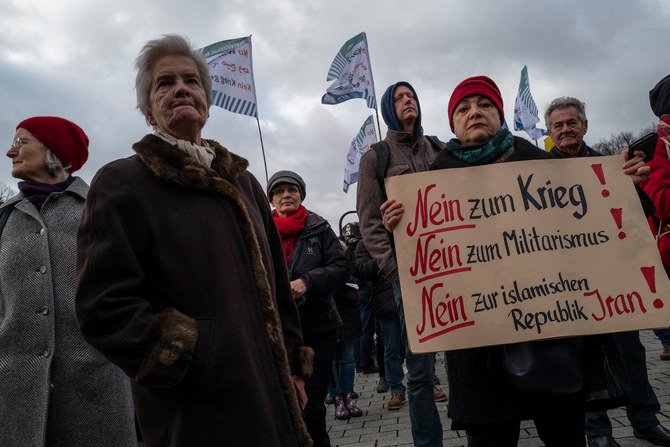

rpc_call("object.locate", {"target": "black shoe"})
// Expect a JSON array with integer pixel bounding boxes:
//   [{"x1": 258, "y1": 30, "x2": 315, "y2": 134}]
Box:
[
  {"x1": 324, "y1": 395, "x2": 335, "y2": 405},
  {"x1": 349, "y1": 391, "x2": 358, "y2": 399},
  {"x1": 586, "y1": 435, "x2": 621, "y2": 447},
  {"x1": 376, "y1": 377, "x2": 389, "y2": 393},
  {"x1": 634, "y1": 424, "x2": 670, "y2": 446}
]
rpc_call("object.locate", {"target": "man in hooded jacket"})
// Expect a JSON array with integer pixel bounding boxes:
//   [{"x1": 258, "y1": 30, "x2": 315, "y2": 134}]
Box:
[{"x1": 356, "y1": 81, "x2": 445, "y2": 447}]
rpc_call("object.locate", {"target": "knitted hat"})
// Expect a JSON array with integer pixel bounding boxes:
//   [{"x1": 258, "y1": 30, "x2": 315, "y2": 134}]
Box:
[
  {"x1": 16, "y1": 116, "x2": 89, "y2": 172},
  {"x1": 650, "y1": 74, "x2": 670, "y2": 118},
  {"x1": 447, "y1": 76, "x2": 504, "y2": 131},
  {"x1": 380, "y1": 81, "x2": 422, "y2": 136},
  {"x1": 267, "y1": 170, "x2": 306, "y2": 200}
]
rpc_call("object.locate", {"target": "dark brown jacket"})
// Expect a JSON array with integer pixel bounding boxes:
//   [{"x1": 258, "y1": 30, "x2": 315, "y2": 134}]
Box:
[{"x1": 76, "y1": 135, "x2": 313, "y2": 446}]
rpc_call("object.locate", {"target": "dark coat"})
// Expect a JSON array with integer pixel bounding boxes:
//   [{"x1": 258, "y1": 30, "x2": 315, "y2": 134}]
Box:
[
  {"x1": 287, "y1": 211, "x2": 347, "y2": 337},
  {"x1": 0, "y1": 178, "x2": 135, "y2": 447},
  {"x1": 354, "y1": 241, "x2": 397, "y2": 318},
  {"x1": 332, "y1": 241, "x2": 362, "y2": 340},
  {"x1": 431, "y1": 137, "x2": 630, "y2": 428},
  {"x1": 76, "y1": 135, "x2": 313, "y2": 447}
]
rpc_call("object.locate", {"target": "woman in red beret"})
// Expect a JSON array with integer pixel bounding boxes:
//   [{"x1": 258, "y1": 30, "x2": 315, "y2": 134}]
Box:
[
  {"x1": 0, "y1": 116, "x2": 136, "y2": 446},
  {"x1": 382, "y1": 76, "x2": 650, "y2": 446}
]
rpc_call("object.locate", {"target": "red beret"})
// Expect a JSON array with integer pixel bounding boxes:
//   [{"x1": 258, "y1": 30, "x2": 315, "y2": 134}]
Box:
[
  {"x1": 16, "y1": 116, "x2": 89, "y2": 172},
  {"x1": 447, "y1": 76, "x2": 504, "y2": 131}
]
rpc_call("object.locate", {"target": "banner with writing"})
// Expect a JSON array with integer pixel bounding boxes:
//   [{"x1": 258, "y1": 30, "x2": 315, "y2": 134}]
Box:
[
  {"x1": 201, "y1": 36, "x2": 258, "y2": 118},
  {"x1": 321, "y1": 32, "x2": 377, "y2": 109},
  {"x1": 343, "y1": 115, "x2": 377, "y2": 193},
  {"x1": 385, "y1": 156, "x2": 670, "y2": 353}
]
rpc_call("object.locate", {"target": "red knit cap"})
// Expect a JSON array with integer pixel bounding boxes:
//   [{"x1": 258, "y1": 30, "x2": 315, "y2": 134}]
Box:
[
  {"x1": 16, "y1": 116, "x2": 89, "y2": 172},
  {"x1": 447, "y1": 76, "x2": 504, "y2": 131}
]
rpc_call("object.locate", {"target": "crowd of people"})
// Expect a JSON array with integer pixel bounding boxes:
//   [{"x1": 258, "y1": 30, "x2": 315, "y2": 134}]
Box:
[{"x1": 1, "y1": 32, "x2": 670, "y2": 447}]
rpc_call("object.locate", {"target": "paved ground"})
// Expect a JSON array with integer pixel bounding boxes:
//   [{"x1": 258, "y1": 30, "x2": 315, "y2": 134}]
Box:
[{"x1": 325, "y1": 330, "x2": 670, "y2": 446}]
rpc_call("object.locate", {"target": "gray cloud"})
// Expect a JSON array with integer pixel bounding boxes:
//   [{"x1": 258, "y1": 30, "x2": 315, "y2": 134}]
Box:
[{"x1": 1, "y1": 0, "x2": 668, "y2": 228}]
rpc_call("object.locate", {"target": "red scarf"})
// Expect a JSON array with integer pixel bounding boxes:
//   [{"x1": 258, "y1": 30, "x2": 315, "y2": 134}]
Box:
[{"x1": 272, "y1": 205, "x2": 308, "y2": 267}]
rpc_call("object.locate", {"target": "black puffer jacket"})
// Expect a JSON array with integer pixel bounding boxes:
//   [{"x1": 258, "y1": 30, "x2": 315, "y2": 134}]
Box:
[{"x1": 289, "y1": 211, "x2": 347, "y2": 336}]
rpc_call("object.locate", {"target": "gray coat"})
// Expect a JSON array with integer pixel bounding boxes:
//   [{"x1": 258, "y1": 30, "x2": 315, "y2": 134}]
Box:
[{"x1": 0, "y1": 177, "x2": 135, "y2": 447}]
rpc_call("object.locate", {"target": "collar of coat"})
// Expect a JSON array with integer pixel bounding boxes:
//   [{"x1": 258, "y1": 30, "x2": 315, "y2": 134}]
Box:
[{"x1": 132, "y1": 134, "x2": 249, "y2": 193}]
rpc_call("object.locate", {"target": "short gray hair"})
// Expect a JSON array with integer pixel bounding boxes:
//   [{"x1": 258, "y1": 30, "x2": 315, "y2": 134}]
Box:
[
  {"x1": 544, "y1": 97, "x2": 587, "y2": 128},
  {"x1": 45, "y1": 149, "x2": 69, "y2": 177},
  {"x1": 134, "y1": 34, "x2": 212, "y2": 121}
]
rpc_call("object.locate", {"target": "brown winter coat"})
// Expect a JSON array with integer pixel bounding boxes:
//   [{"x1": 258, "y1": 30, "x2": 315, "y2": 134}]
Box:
[{"x1": 76, "y1": 135, "x2": 313, "y2": 446}]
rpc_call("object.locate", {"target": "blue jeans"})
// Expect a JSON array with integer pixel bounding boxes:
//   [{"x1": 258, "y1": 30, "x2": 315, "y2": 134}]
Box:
[
  {"x1": 328, "y1": 336, "x2": 357, "y2": 396},
  {"x1": 654, "y1": 328, "x2": 670, "y2": 347},
  {"x1": 393, "y1": 282, "x2": 443, "y2": 447},
  {"x1": 377, "y1": 313, "x2": 406, "y2": 395}
]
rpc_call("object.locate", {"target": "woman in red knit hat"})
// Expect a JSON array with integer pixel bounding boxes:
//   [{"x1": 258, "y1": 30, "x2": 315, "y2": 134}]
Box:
[
  {"x1": 0, "y1": 116, "x2": 136, "y2": 446},
  {"x1": 382, "y1": 76, "x2": 650, "y2": 447}
]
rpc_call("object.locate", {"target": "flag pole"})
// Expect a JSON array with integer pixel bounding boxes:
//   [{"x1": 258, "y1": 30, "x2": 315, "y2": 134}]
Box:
[
  {"x1": 255, "y1": 117, "x2": 269, "y2": 184},
  {"x1": 363, "y1": 32, "x2": 382, "y2": 140},
  {"x1": 374, "y1": 106, "x2": 382, "y2": 139}
]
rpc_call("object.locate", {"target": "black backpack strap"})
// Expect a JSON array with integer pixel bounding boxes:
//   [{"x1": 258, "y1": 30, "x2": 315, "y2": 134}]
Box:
[
  {"x1": 0, "y1": 203, "x2": 15, "y2": 236},
  {"x1": 425, "y1": 135, "x2": 446, "y2": 151},
  {"x1": 371, "y1": 141, "x2": 390, "y2": 198}
]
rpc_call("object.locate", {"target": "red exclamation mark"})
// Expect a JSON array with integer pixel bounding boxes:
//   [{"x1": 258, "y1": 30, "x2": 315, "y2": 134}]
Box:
[
  {"x1": 610, "y1": 208, "x2": 626, "y2": 239},
  {"x1": 641, "y1": 266, "x2": 664, "y2": 308},
  {"x1": 591, "y1": 163, "x2": 610, "y2": 198}
]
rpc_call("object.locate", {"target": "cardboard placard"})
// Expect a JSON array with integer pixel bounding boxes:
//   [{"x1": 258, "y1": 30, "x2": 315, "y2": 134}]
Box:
[{"x1": 385, "y1": 155, "x2": 670, "y2": 353}]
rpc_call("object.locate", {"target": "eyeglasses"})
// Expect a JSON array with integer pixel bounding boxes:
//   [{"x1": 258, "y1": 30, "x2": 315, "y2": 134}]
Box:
[
  {"x1": 10, "y1": 137, "x2": 30, "y2": 150},
  {"x1": 272, "y1": 185, "x2": 300, "y2": 196}
]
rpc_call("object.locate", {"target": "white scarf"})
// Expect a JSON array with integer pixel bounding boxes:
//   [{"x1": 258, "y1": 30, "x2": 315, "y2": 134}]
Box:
[{"x1": 154, "y1": 131, "x2": 215, "y2": 168}]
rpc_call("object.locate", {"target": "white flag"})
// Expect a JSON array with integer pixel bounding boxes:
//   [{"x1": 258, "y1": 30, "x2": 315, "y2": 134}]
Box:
[
  {"x1": 513, "y1": 65, "x2": 548, "y2": 140},
  {"x1": 322, "y1": 32, "x2": 377, "y2": 109},
  {"x1": 343, "y1": 115, "x2": 377, "y2": 193},
  {"x1": 201, "y1": 36, "x2": 258, "y2": 117}
]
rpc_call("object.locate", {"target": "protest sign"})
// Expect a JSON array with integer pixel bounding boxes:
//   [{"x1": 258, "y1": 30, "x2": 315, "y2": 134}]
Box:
[{"x1": 385, "y1": 155, "x2": 670, "y2": 353}]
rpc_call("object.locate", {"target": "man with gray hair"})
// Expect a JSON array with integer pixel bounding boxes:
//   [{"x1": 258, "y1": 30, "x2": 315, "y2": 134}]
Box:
[{"x1": 546, "y1": 97, "x2": 670, "y2": 447}]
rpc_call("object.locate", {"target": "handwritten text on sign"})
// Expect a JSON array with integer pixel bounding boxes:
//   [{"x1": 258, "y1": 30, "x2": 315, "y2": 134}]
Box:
[{"x1": 385, "y1": 156, "x2": 670, "y2": 353}]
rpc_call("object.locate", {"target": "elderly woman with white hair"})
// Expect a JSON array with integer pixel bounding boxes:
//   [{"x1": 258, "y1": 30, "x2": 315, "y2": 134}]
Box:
[
  {"x1": 0, "y1": 116, "x2": 136, "y2": 446},
  {"x1": 76, "y1": 34, "x2": 313, "y2": 446}
]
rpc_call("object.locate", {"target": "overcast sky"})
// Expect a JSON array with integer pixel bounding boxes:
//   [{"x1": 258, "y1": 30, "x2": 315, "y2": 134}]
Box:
[{"x1": 1, "y1": 0, "x2": 668, "y2": 230}]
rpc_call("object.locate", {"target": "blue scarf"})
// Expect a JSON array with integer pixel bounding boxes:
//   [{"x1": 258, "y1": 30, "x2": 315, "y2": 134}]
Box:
[{"x1": 446, "y1": 128, "x2": 514, "y2": 165}]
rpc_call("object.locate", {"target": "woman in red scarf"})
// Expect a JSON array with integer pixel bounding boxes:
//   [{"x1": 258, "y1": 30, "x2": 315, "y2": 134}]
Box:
[{"x1": 268, "y1": 170, "x2": 349, "y2": 447}]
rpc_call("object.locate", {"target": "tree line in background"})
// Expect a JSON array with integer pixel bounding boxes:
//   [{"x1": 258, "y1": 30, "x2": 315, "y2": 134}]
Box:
[
  {"x1": 592, "y1": 122, "x2": 657, "y2": 155},
  {"x1": 0, "y1": 182, "x2": 15, "y2": 204}
]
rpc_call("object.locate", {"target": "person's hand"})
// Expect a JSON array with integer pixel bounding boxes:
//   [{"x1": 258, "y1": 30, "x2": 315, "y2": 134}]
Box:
[
  {"x1": 380, "y1": 198, "x2": 405, "y2": 232},
  {"x1": 292, "y1": 375, "x2": 308, "y2": 410},
  {"x1": 622, "y1": 149, "x2": 651, "y2": 185},
  {"x1": 290, "y1": 278, "x2": 307, "y2": 300}
]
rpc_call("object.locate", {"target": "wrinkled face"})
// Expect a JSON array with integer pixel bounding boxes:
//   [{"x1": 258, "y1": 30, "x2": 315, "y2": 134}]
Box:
[
  {"x1": 6, "y1": 128, "x2": 50, "y2": 182},
  {"x1": 270, "y1": 182, "x2": 302, "y2": 217},
  {"x1": 147, "y1": 55, "x2": 209, "y2": 141},
  {"x1": 548, "y1": 106, "x2": 587, "y2": 153},
  {"x1": 393, "y1": 85, "x2": 418, "y2": 133},
  {"x1": 451, "y1": 95, "x2": 501, "y2": 145}
]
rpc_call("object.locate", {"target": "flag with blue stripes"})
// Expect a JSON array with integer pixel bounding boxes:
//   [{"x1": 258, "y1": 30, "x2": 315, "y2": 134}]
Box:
[
  {"x1": 343, "y1": 115, "x2": 377, "y2": 192},
  {"x1": 513, "y1": 65, "x2": 548, "y2": 140},
  {"x1": 200, "y1": 36, "x2": 258, "y2": 118},
  {"x1": 322, "y1": 32, "x2": 377, "y2": 110}
]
